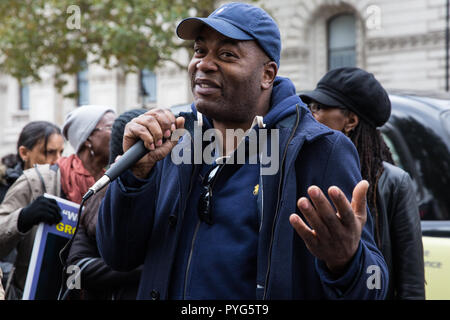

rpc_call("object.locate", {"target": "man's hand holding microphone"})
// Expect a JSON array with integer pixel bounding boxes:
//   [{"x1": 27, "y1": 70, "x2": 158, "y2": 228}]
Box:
[{"x1": 122, "y1": 108, "x2": 185, "y2": 179}]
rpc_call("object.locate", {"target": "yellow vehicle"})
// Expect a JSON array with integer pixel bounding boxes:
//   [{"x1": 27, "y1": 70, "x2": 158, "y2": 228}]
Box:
[{"x1": 421, "y1": 223, "x2": 450, "y2": 299}]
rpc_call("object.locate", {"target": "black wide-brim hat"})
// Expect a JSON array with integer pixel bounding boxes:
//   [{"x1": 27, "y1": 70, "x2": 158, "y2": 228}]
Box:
[{"x1": 300, "y1": 67, "x2": 391, "y2": 128}]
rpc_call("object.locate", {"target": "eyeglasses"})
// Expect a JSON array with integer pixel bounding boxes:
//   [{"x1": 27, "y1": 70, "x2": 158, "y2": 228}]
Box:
[
  {"x1": 308, "y1": 101, "x2": 346, "y2": 113},
  {"x1": 92, "y1": 125, "x2": 113, "y2": 133},
  {"x1": 197, "y1": 164, "x2": 222, "y2": 225}
]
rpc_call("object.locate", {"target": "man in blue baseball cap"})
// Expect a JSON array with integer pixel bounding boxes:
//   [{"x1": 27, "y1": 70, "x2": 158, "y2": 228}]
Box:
[
  {"x1": 97, "y1": 2, "x2": 388, "y2": 300},
  {"x1": 176, "y1": 2, "x2": 281, "y2": 66},
  {"x1": 176, "y1": 2, "x2": 282, "y2": 131}
]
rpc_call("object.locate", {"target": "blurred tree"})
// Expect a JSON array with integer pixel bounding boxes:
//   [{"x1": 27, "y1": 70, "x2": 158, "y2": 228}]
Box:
[{"x1": 0, "y1": 0, "x2": 216, "y2": 95}]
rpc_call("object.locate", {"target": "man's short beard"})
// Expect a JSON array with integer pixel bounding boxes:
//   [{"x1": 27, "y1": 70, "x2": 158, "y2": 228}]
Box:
[{"x1": 190, "y1": 71, "x2": 262, "y2": 125}]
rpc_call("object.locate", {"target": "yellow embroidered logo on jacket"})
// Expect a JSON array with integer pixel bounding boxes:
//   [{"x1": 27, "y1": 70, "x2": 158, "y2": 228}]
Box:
[{"x1": 253, "y1": 184, "x2": 259, "y2": 196}]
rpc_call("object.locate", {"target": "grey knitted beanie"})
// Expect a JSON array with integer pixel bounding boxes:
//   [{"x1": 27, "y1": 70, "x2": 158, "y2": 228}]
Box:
[{"x1": 62, "y1": 105, "x2": 115, "y2": 153}]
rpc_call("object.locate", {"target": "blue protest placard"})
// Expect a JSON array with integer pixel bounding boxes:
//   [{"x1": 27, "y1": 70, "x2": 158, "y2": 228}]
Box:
[{"x1": 22, "y1": 193, "x2": 79, "y2": 300}]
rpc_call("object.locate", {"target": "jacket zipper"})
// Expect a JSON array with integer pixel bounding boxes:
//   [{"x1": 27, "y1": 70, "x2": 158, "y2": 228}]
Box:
[
  {"x1": 177, "y1": 164, "x2": 198, "y2": 300},
  {"x1": 262, "y1": 106, "x2": 300, "y2": 299},
  {"x1": 258, "y1": 174, "x2": 264, "y2": 232},
  {"x1": 183, "y1": 220, "x2": 201, "y2": 299},
  {"x1": 182, "y1": 164, "x2": 225, "y2": 299}
]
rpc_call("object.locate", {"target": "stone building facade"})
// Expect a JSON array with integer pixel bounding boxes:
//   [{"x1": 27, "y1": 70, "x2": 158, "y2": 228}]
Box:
[{"x1": 0, "y1": 0, "x2": 448, "y2": 157}]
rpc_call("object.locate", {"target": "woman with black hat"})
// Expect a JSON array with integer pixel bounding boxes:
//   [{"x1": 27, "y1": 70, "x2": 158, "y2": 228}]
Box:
[{"x1": 300, "y1": 67, "x2": 425, "y2": 300}]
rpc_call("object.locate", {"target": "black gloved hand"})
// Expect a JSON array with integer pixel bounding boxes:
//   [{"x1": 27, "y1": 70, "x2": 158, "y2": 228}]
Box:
[{"x1": 18, "y1": 195, "x2": 63, "y2": 233}]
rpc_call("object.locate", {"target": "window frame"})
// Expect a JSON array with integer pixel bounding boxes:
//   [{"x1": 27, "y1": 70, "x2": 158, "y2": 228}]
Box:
[
  {"x1": 76, "y1": 62, "x2": 89, "y2": 106},
  {"x1": 139, "y1": 69, "x2": 157, "y2": 104},
  {"x1": 327, "y1": 13, "x2": 357, "y2": 70},
  {"x1": 19, "y1": 81, "x2": 30, "y2": 110}
]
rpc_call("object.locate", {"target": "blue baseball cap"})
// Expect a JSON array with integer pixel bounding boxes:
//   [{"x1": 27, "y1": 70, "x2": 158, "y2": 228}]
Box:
[{"x1": 176, "y1": 2, "x2": 281, "y2": 66}]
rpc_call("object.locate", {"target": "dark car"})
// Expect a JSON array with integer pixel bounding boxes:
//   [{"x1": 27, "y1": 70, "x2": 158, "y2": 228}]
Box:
[{"x1": 381, "y1": 91, "x2": 450, "y2": 223}]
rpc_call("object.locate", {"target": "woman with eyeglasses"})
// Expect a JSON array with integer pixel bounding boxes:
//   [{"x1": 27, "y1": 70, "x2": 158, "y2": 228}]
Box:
[
  {"x1": 300, "y1": 67, "x2": 425, "y2": 300},
  {"x1": 0, "y1": 105, "x2": 115, "y2": 299}
]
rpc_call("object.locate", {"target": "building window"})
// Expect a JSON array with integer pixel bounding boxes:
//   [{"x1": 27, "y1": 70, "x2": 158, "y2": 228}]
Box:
[
  {"x1": 77, "y1": 61, "x2": 89, "y2": 106},
  {"x1": 327, "y1": 14, "x2": 356, "y2": 70},
  {"x1": 139, "y1": 69, "x2": 157, "y2": 104},
  {"x1": 19, "y1": 81, "x2": 30, "y2": 110}
]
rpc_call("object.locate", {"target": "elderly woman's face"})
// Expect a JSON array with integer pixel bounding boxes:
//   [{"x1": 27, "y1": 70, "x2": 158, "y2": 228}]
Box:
[{"x1": 87, "y1": 112, "x2": 116, "y2": 167}]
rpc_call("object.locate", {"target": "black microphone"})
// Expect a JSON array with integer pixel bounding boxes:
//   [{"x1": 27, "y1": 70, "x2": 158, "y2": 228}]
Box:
[{"x1": 82, "y1": 140, "x2": 150, "y2": 200}]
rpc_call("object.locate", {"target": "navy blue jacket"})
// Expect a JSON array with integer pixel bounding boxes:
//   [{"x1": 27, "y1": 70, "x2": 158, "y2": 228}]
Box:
[{"x1": 97, "y1": 77, "x2": 388, "y2": 300}]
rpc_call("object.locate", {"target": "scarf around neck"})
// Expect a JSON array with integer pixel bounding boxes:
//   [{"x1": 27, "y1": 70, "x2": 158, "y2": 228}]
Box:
[{"x1": 57, "y1": 154, "x2": 96, "y2": 204}]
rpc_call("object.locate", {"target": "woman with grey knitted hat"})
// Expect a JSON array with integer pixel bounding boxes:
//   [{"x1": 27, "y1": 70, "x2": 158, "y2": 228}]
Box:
[
  {"x1": 59, "y1": 105, "x2": 116, "y2": 203},
  {"x1": 0, "y1": 105, "x2": 116, "y2": 298},
  {"x1": 64, "y1": 109, "x2": 147, "y2": 300}
]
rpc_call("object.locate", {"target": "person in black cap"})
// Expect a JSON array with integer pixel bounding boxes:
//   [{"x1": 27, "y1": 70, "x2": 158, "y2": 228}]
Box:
[
  {"x1": 300, "y1": 67, "x2": 425, "y2": 299},
  {"x1": 97, "y1": 3, "x2": 388, "y2": 300}
]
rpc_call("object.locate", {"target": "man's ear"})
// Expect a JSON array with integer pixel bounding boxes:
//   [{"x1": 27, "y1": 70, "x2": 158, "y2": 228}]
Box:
[
  {"x1": 261, "y1": 61, "x2": 278, "y2": 90},
  {"x1": 343, "y1": 112, "x2": 359, "y2": 135},
  {"x1": 18, "y1": 145, "x2": 29, "y2": 163}
]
